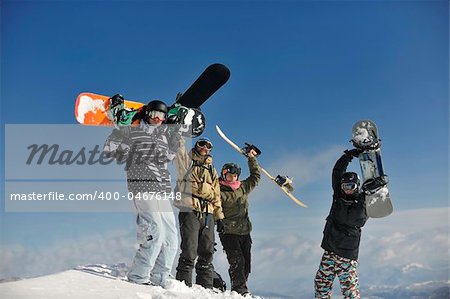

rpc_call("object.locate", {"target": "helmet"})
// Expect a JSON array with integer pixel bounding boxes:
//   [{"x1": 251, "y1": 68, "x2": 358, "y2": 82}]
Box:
[
  {"x1": 341, "y1": 172, "x2": 360, "y2": 185},
  {"x1": 221, "y1": 163, "x2": 241, "y2": 179},
  {"x1": 195, "y1": 137, "x2": 213, "y2": 150},
  {"x1": 145, "y1": 100, "x2": 167, "y2": 123},
  {"x1": 146, "y1": 100, "x2": 168, "y2": 114},
  {"x1": 341, "y1": 172, "x2": 360, "y2": 194}
]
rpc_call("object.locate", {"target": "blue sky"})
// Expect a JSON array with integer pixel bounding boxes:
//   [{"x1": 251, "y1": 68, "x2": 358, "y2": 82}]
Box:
[{"x1": 1, "y1": 0, "x2": 448, "y2": 297}]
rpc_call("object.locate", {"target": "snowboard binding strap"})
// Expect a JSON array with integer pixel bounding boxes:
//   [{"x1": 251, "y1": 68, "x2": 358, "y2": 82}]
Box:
[
  {"x1": 350, "y1": 138, "x2": 381, "y2": 151},
  {"x1": 274, "y1": 175, "x2": 294, "y2": 193},
  {"x1": 242, "y1": 143, "x2": 262, "y2": 157},
  {"x1": 362, "y1": 175, "x2": 389, "y2": 194}
]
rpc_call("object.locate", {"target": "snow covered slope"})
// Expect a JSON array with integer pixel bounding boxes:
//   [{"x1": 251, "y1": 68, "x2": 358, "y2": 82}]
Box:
[{"x1": 0, "y1": 269, "x2": 260, "y2": 299}]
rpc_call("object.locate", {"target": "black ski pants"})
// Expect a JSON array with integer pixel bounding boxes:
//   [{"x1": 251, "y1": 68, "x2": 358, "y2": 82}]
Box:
[
  {"x1": 175, "y1": 211, "x2": 215, "y2": 289},
  {"x1": 220, "y1": 233, "x2": 252, "y2": 294}
]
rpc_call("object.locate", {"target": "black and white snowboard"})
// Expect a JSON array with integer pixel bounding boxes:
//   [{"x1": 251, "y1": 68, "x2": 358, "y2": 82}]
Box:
[
  {"x1": 352, "y1": 120, "x2": 393, "y2": 218},
  {"x1": 166, "y1": 63, "x2": 231, "y2": 137},
  {"x1": 174, "y1": 63, "x2": 230, "y2": 108}
]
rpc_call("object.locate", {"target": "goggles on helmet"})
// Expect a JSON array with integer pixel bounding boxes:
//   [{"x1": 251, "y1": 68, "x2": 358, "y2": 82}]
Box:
[
  {"x1": 222, "y1": 163, "x2": 241, "y2": 178},
  {"x1": 196, "y1": 140, "x2": 213, "y2": 150},
  {"x1": 341, "y1": 182, "x2": 358, "y2": 192},
  {"x1": 147, "y1": 110, "x2": 166, "y2": 120},
  {"x1": 223, "y1": 166, "x2": 240, "y2": 175}
]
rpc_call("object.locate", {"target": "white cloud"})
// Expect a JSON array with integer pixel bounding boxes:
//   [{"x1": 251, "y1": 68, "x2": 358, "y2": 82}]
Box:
[
  {"x1": 360, "y1": 207, "x2": 450, "y2": 268},
  {"x1": 402, "y1": 263, "x2": 426, "y2": 274}
]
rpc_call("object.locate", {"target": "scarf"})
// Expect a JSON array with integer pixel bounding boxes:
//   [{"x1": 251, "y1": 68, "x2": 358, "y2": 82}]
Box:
[{"x1": 220, "y1": 179, "x2": 241, "y2": 191}]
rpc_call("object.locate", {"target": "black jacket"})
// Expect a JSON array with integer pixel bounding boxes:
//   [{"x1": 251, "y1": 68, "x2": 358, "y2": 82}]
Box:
[{"x1": 320, "y1": 153, "x2": 368, "y2": 260}]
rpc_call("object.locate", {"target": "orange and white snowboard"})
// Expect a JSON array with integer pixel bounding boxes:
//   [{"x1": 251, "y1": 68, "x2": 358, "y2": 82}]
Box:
[{"x1": 75, "y1": 92, "x2": 144, "y2": 126}]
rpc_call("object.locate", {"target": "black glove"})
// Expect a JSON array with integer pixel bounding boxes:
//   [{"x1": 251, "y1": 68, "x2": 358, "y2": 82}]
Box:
[
  {"x1": 344, "y1": 148, "x2": 363, "y2": 158},
  {"x1": 216, "y1": 219, "x2": 225, "y2": 234}
]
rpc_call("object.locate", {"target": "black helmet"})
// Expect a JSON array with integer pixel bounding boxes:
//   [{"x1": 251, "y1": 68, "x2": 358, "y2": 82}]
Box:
[
  {"x1": 221, "y1": 163, "x2": 241, "y2": 179},
  {"x1": 341, "y1": 172, "x2": 360, "y2": 185},
  {"x1": 146, "y1": 100, "x2": 168, "y2": 114}
]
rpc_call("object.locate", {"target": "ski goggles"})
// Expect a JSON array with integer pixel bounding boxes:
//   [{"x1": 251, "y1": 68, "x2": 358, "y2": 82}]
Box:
[
  {"x1": 341, "y1": 182, "x2": 358, "y2": 192},
  {"x1": 223, "y1": 165, "x2": 240, "y2": 175},
  {"x1": 146, "y1": 110, "x2": 166, "y2": 121},
  {"x1": 196, "y1": 140, "x2": 213, "y2": 150}
]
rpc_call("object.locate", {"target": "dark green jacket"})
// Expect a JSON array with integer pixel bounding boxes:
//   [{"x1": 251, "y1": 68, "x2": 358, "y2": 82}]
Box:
[{"x1": 220, "y1": 157, "x2": 261, "y2": 235}]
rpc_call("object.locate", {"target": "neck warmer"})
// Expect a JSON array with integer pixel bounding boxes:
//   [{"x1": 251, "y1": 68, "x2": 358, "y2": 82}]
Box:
[{"x1": 220, "y1": 179, "x2": 241, "y2": 191}]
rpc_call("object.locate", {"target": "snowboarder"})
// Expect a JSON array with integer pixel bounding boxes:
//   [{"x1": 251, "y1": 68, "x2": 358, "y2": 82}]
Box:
[
  {"x1": 103, "y1": 95, "x2": 180, "y2": 287},
  {"x1": 173, "y1": 137, "x2": 224, "y2": 289},
  {"x1": 218, "y1": 149, "x2": 260, "y2": 296},
  {"x1": 314, "y1": 148, "x2": 367, "y2": 299}
]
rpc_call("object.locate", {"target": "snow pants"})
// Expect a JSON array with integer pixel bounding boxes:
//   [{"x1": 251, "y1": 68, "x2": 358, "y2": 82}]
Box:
[
  {"x1": 175, "y1": 211, "x2": 215, "y2": 289},
  {"x1": 219, "y1": 233, "x2": 252, "y2": 294},
  {"x1": 127, "y1": 195, "x2": 178, "y2": 287},
  {"x1": 314, "y1": 251, "x2": 360, "y2": 299}
]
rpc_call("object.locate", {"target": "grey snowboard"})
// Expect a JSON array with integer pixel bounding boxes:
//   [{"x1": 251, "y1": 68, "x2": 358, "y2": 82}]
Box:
[
  {"x1": 75, "y1": 263, "x2": 129, "y2": 280},
  {"x1": 352, "y1": 120, "x2": 393, "y2": 218}
]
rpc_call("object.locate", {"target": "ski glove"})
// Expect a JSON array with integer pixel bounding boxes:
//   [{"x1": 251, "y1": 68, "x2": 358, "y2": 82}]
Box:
[
  {"x1": 344, "y1": 148, "x2": 363, "y2": 158},
  {"x1": 103, "y1": 128, "x2": 130, "y2": 161},
  {"x1": 216, "y1": 220, "x2": 225, "y2": 234},
  {"x1": 167, "y1": 128, "x2": 182, "y2": 153},
  {"x1": 110, "y1": 128, "x2": 125, "y2": 140}
]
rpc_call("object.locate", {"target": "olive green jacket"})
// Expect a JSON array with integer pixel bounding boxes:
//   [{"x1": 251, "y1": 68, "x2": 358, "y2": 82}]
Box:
[
  {"x1": 174, "y1": 140, "x2": 224, "y2": 220},
  {"x1": 220, "y1": 157, "x2": 261, "y2": 235}
]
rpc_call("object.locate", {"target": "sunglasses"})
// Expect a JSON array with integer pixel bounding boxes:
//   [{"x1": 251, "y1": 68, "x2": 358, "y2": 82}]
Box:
[{"x1": 196, "y1": 140, "x2": 213, "y2": 150}]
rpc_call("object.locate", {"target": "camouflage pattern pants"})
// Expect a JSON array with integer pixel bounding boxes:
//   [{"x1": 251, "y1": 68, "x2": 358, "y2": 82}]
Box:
[{"x1": 314, "y1": 251, "x2": 360, "y2": 299}]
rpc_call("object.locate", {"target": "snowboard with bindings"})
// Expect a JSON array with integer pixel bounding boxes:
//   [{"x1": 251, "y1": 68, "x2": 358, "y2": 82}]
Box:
[
  {"x1": 75, "y1": 263, "x2": 129, "y2": 281},
  {"x1": 352, "y1": 120, "x2": 393, "y2": 218},
  {"x1": 215, "y1": 125, "x2": 307, "y2": 208},
  {"x1": 74, "y1": 63, "x2": 230, "y2": 137},
  {"x1": 75, "y1": 93, "x2": 143, "y2": 126}
]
